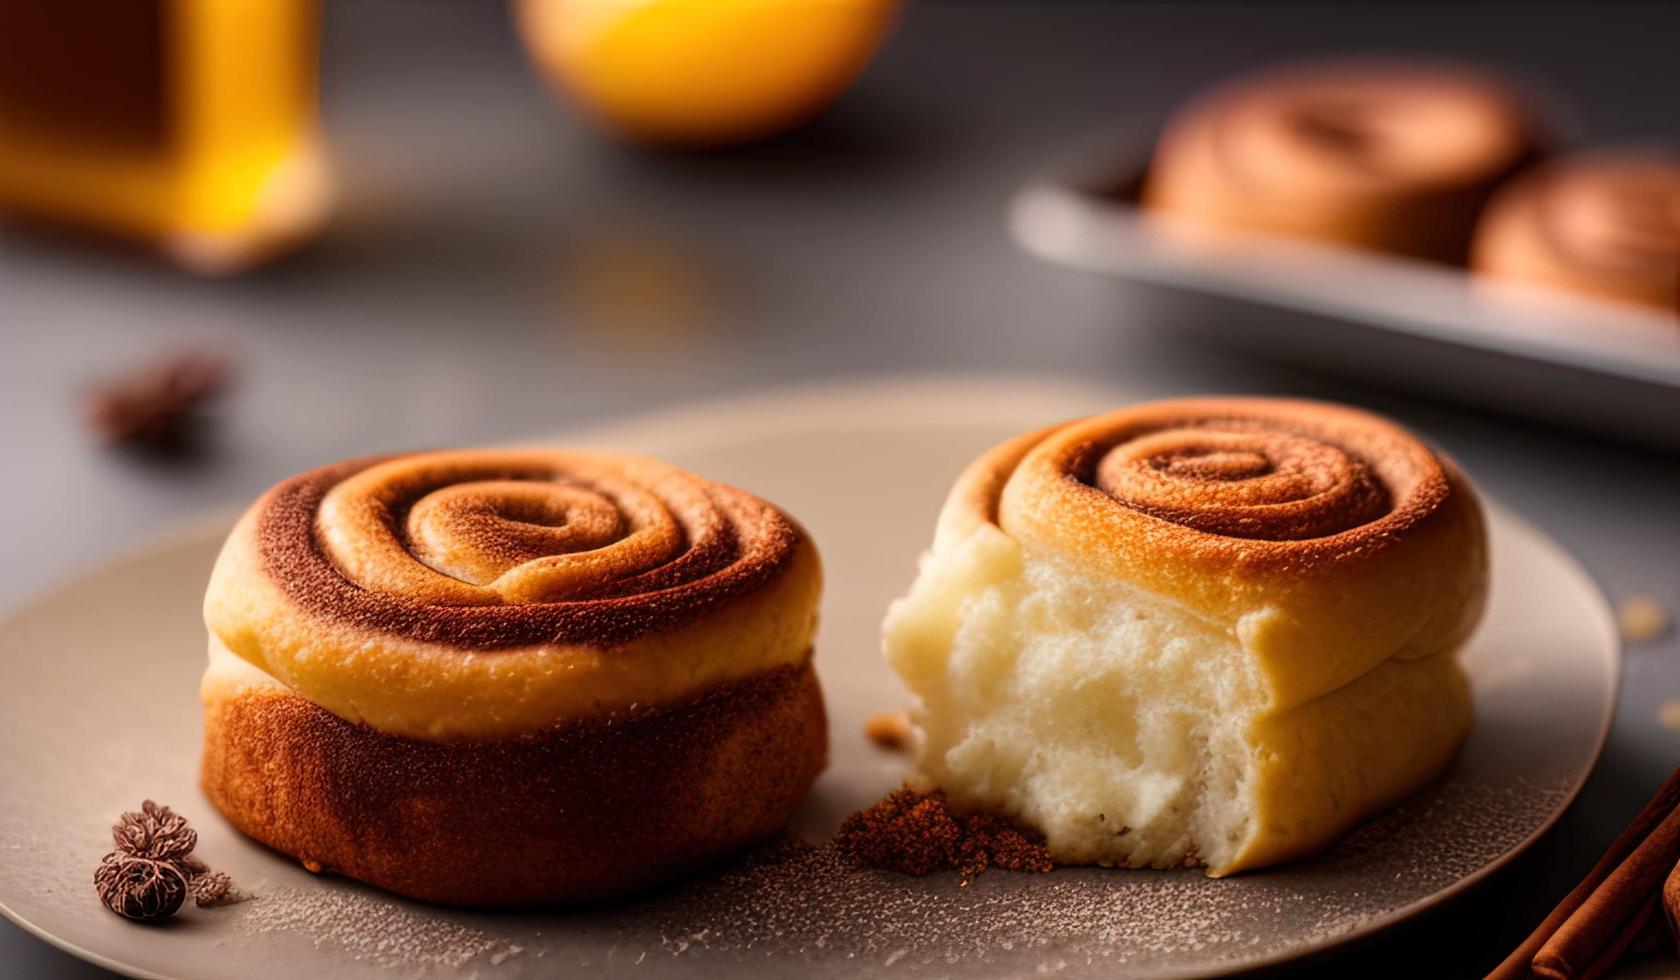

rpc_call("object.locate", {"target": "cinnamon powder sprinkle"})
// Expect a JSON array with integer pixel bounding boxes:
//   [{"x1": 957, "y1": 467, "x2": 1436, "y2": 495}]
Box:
[{"x1": 835, "y1": 788, "x2": 1053, "y2": 878}]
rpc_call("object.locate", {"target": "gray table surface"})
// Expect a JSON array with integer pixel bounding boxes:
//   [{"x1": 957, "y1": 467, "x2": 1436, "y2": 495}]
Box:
[{"x1": 3, "y1": 2, "x2": 1676, "y2": 977}]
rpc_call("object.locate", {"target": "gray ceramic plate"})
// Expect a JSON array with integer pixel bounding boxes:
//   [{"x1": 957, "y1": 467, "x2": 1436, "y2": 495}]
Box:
[{"x1": 0, "y1": 377, "x2": 1620, "y2": 978}]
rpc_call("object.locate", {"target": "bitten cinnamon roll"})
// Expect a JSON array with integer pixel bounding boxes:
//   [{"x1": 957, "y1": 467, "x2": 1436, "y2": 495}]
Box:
[
  {"x1": 1472, "y1": 153, "x2": 1680, "y2": 311},
  {"x1": 200, "y1": 450, "x2": 826, "y2": 907},
  {"x1": 1143, "y1": 61, "x2": 1538, "y2": 261},
  {"x1": 884, "y1": 398, "x2": 1487, "y2": 875}
]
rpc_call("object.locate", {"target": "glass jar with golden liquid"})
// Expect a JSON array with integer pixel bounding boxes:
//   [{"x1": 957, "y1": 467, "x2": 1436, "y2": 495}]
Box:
[{"x1": 0, "y1": 0, "x2": 331, "y2": 274}]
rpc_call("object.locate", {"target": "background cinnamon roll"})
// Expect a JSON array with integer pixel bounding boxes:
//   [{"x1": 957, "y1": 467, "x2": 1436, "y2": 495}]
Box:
[
  {"x1": 1471, "y1": 152, "x2": 1680, "y2": 311},
  {"x1": 883, "y1": 398, "x2": 1487, "y2": 875},
  {"x1": 1142, "y1": 61, "x2": 1539, "y2": 261},
  {"x1": 201, "y1": 449, "x2": 826, "y2": 907}
]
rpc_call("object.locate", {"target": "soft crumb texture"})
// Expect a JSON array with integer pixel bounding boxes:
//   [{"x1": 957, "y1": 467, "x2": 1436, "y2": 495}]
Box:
[
  {"x1": 883, "y1": 527, "x2": 1472, "y2": 875},
  {"x1": 835, "y1": 788, "x2": 1053, "y2": 877},
  {"x1": 885, "y1": 530, "x2": 1265, "y2": 873},
  {"x1": 1619, "y1": 596, "x2": 1673, "y2": 645},
  {"x1": 864, "y1": 712, "x2": 912, "y2": 751},
  {"x1": 1658, "y1": 700, "x2": 1680, "y2": 732}
]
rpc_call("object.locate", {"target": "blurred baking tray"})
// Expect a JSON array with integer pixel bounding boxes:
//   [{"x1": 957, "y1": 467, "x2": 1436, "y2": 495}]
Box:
[{"x1": 1009, "y1": 127, "x2": 1680, "y2": 450}]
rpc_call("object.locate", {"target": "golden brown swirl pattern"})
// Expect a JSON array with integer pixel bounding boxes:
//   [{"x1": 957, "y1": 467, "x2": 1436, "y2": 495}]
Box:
[
  {"x1": 258, "y1": 451, "x2": 802, "y2": 647},
  {"x1": 204, "y1": 449, "x2": 822, "y2": 739},
  {"x1": 937, "y1": 398, "x2": 1486, "y2": 707},
  {"x1": 950, "y1": 400, "x2": 1451, "y2": 557},
  {"x1": 1090, "y1": 425, "x2": 1393, "y2": 541}
]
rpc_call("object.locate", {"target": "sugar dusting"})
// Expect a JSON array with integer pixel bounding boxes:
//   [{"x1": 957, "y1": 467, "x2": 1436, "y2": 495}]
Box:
[
  {"x1": 221, "y1": 774, "x2": 1571, "y2": 976},
  {"x1": 615, "y1": 773, "x2": 1574, "y2": 975},
  {"x1": 236, "y1": 886, "x2": 524, "y2": 971}
]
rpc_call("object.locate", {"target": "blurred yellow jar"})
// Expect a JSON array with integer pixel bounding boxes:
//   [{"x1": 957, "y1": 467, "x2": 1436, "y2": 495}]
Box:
[
  {"x1": 514, "y1": 0, "x2": 899, "y2": 148},
  {"x1": 0, "y1": 0, "x2": 331, "y2": 274}
]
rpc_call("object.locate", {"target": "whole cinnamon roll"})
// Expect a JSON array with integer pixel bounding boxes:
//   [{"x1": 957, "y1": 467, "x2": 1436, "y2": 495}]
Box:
[
  {"x1": 1142, "y1": 61, "x2": 1539, "y2": 261},
  {"x1": 201, "y1": 450, "x2": 826, "y2": 906},
  {"x1": 1471, "y1": 152, "x2": 1680, "y2": 311},
  {"x1": 883, "y1": 398, "x2": 1487, "y2": 875}
]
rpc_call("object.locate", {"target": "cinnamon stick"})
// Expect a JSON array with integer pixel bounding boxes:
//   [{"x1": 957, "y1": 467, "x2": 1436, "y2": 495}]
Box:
[
  {"x1": 1533, "y1": 803, "x2": 1680, "y2": 977},
  {"x1": 1568, "y1": 893, "x2": 1659, "y2": 980},
  {"x1": 1488, "y1": 766, "x2": 1680, "y2": 980}
]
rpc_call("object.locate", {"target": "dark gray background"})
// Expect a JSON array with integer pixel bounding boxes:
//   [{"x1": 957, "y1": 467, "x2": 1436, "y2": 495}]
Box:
[{"x1": 3, "y1": 3, "x2": 1677, "y2": 977}]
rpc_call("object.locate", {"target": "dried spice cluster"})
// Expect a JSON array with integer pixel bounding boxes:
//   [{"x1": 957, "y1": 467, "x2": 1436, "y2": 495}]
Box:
[
  {"x1": 835, "y1": 787, "x2": 1053, "y2": 879},
  {"x1": 94, "y1": 800, "x2": 239, "y2": 923},
  {"x1": 85, "y1": 352, "x2": 230, "y2": 450}
]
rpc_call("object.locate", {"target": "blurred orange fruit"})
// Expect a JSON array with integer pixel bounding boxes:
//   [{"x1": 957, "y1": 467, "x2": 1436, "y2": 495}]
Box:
[{"x1": 513, "y1": 0, "x2": 898, "y2": 148}]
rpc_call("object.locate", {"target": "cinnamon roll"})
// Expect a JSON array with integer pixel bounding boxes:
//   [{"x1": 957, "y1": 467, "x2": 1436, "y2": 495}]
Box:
[
  {"x1": 1142, "y1": 61, "x2": 1539, "y2": 261},
  {"x1": 883, "y1": 398, "x2": 1487, "y2": 875},
  {"x1": 1471, "y1": 153, "x2": 1680, "y2": 311},
  {"x1": 200, "y1": 450, "x2": 826, "y2": 906}
]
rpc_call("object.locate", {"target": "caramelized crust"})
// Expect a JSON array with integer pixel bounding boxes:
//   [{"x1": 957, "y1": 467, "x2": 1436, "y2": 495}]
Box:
[
  {"x1": 204, "y1": 449, "x2": 823, "y2": 739},
  {"x1": 253, "y1": 452, "x2": 804, "y2": 647},
  {"x1": 936, "y1": 397, "x2": 1487, "y2": 711},
  {"x1": 201, "y1": 661, "x2": 827, "y2": 908}
]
